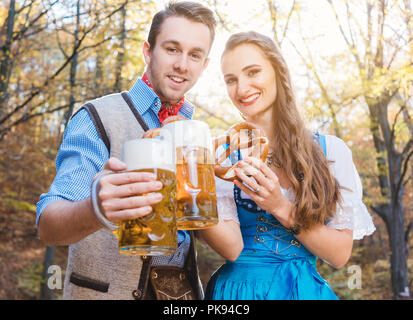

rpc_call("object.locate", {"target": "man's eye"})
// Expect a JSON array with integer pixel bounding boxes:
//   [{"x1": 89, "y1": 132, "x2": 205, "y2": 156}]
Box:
[
  {"x1": 167, "y1": 47, "x2": 178, "y2": 53},
  {"x1": 191, "y1": 53, "x2": 201, "y2": 60},
  {"x1": 225, "y1": 78, "x2": 236, "y2": 85}
]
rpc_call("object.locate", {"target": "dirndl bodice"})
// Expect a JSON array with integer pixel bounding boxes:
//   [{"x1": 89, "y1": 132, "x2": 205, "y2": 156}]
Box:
[{"x1": 205, "y1": 185, "x2": 338, "y2": 300}]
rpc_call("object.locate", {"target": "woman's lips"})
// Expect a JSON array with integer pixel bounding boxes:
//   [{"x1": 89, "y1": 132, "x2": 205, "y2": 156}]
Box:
[{"x1": 239, "y1": 93, "x2": 261, "y2": 106}]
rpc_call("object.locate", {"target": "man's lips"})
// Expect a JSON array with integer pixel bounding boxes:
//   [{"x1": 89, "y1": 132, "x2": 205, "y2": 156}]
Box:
[
  {"x1": 239, "y1": 93, "x2": 261, "y2": 106},
  {"x1": 167, "y1": 75, "x2": 187, "y2": 85}
]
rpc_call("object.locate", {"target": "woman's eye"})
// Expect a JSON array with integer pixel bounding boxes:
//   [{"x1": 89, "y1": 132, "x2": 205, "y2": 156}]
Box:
[
  {"x1": 248, "y1": 69, "x2": 260, "y2": 76},
  {"x1": 225, "y1": 78, "x2": 236, "y2": 85}
]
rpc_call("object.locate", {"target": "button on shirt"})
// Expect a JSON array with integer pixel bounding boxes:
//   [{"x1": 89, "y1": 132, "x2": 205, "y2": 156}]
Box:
[{"x1": 36, "y1": 78, "x2": 194, "y2": 268}]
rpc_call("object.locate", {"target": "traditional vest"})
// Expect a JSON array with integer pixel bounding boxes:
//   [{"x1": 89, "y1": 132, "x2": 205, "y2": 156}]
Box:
[{"x1": 63, "y1": 92, "x2": 203, "y2": 300}]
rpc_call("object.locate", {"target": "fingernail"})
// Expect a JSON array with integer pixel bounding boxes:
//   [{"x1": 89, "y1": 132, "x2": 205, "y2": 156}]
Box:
[{"x1": 154, "y1": 181, "x2": 163, "y2": 189}]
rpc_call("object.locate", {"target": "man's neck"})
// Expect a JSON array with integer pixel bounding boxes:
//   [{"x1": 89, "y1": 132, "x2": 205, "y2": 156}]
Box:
[{"x1": 142, "y1": 72, "x2": 182, "y2": 106}]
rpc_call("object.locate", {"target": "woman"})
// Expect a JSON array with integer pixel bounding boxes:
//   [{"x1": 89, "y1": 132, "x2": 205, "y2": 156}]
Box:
[{"x1": 199, "y1": 31, "x2": 375, "y2": 300}]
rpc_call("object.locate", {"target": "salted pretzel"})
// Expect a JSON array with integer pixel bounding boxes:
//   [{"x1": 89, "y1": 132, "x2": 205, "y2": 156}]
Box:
[
  {"x1": 213, "y1": 122, "x2": 269, "y2": 181},
  {"x1": 141, "y1": 115, "x2": 188, "y2": 138}
]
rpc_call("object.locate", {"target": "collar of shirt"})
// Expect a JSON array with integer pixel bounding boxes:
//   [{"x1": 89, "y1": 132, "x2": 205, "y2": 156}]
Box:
[{"x1": 127, "y1": 77, "x2": 194, "y2": 128}]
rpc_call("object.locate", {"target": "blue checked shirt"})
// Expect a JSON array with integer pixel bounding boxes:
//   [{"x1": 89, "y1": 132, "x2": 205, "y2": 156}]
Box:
[{"x1": 36, "y1": 77, "x2": 194, "y2": 267}]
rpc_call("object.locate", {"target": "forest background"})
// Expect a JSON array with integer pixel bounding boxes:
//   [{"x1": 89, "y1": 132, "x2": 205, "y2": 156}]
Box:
[{"x1": 0, "y1": 0, "x2": 412, "y2": 300}]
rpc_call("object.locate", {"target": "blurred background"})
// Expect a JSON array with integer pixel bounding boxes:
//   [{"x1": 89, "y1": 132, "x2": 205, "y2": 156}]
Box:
[{"x1": 0, "y1": 0, "x2": 412, "y2": 300}]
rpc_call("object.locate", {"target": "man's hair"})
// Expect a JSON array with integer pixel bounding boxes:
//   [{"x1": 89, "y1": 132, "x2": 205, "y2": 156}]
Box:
[{"x1": 147, "y1": 1, "x2": 216, "y2": 51}]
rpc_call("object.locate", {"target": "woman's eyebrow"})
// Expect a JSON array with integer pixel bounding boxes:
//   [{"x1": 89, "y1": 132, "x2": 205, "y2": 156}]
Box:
[
  {"x1": 242, "y1": 64, "x2": 261, "y2": 71},
  {"x1": 223, "y1": 64, "x2": 261, "y2": 78}
]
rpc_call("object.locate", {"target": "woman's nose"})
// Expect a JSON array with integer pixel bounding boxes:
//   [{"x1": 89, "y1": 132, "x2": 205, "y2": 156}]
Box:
[{"x1": 236, "y1": 77, "x2": 250, "y2": 97}]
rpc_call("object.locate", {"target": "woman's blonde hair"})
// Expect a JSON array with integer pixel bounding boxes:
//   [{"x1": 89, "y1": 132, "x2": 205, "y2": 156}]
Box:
[{"x1": 223, "y1": 31, "x2": 341, "y2": 231}]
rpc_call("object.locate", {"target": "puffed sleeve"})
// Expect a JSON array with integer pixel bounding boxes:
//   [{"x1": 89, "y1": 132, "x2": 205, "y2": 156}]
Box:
[{"x1": 324, "y1": 135, "x2": 376, "y2": 240}]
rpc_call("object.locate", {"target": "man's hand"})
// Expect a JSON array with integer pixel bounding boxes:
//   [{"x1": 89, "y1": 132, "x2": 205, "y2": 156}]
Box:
[
  {"x1": 97, "y1": 157, "x2": 164, "y2": 223},
  {"x1": 38, "y1": 157, "x2": 165, "y2": 246}
]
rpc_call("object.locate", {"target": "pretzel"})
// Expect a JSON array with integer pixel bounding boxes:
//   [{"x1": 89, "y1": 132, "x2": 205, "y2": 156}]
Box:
[
  {"x1": 213, "y1": 122, "x2": 269, "y2": 181},
  {"x1": 141, "y1": 115, "x2": 188, "y2": 138}
]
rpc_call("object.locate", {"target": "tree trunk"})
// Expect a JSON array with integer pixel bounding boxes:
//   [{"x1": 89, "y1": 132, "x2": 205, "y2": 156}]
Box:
[
  {"x1": 371, "y1": 99, "x2": 410, "y2": 299},
  {"x1": 40, "y1": 246, "x2": 56, "y2": 300},
  {"x1": 0, "y1": 0, "x2": 16, "y2": 117},
  {"x1": 113, "y1": 4, "x2": 127, "y2": 92},
  {"x1": 387, "y1": 201, "x2": 410, "y2": 299},
  {"x1": 63, "y1": 0, "x2": 81, "y2": 129}
]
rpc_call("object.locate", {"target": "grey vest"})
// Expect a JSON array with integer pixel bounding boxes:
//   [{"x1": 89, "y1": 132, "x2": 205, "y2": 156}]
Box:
[{"x1": 63, "y1": 92, "x2": 203, "y2": 300}]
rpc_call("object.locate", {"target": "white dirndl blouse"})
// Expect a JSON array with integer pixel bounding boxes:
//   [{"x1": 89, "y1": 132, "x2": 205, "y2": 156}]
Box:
[{"x1": 215, "y1": 135, "x2": 376, "y2": 240}]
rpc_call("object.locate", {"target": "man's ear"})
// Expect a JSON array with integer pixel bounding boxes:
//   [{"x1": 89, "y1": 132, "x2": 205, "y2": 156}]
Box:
[{"x1": 143, "y1": 41, "x2": 151, "y2": 65}]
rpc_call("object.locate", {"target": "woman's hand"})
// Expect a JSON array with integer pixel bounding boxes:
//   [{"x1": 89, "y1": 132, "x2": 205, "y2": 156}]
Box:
[{"x1": 233, "y1": 156, "x2": 296, "y2": 228}]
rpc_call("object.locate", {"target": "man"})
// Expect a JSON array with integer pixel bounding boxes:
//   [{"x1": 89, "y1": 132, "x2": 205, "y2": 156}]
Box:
[{"x1": 36, "y1": 1, "x2": 216, "y2": 300}]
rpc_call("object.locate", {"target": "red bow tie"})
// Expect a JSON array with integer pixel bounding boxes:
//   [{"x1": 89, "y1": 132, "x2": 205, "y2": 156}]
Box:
[{"x1": 142, "y1": 73, "x2": 185, "y2": 123}]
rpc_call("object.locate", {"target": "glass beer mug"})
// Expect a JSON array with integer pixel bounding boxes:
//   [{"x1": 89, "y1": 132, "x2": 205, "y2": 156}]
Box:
[
  {"x1": 118, "y1": 138, "x2": 177, "y2": 255},
  {"x1": 160, "y1": 120, "x2": 218, "y2": 230}
]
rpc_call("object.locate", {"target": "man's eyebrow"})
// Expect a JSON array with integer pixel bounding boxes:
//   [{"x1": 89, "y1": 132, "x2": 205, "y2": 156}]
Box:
[
  {"x1": 161, "y1": 40, "x2": 181, "y2": 47},
  {"x1": 161, "y1": 40, "x2": 206, "y2": 53}
]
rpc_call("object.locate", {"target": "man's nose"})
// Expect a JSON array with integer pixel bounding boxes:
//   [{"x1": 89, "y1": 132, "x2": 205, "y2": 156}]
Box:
[{"x1": 173, "y1": 54, "x2": 189, "y2": 73}]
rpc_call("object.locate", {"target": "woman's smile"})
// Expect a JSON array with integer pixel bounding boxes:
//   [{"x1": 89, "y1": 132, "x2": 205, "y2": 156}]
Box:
[{"x1": 239, "y1": 92, "x2": 261, "y2": 106}]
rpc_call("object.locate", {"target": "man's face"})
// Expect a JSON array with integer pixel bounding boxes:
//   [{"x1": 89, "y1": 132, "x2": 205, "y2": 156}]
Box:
[{"x1": 143, "y1": 16, "x2": 212, "y2": 104}]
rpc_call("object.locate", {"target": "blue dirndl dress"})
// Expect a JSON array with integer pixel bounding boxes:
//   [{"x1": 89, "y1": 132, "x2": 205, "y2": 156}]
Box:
[{"x1": 205, "y1": 134, "x2": 338, "y2": 300}]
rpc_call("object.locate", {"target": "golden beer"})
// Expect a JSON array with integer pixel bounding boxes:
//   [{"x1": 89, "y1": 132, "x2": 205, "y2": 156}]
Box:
[
  {"x1": 118, "y1": 138, "x2": 177, "y2": 255},
  {"x1": 176, "y1": 146, "x2": 218, "y2": 229},
  {"x1": 160, "y1": 120, "x2": 219, "y2": 230},
  {"x1": 118, "y1": 168, "x2": 177, "y2": 255}
]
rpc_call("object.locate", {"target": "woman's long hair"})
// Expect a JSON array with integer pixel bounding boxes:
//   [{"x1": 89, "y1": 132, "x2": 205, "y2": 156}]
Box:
[{"x1": 223, "y1": 31, "x2": 341, "y2": 231}]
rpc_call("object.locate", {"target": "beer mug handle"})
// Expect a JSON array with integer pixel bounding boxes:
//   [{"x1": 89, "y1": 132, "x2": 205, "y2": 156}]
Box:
[{"x1": 91, "y1": 174, "x2": 119, "y2": 231}]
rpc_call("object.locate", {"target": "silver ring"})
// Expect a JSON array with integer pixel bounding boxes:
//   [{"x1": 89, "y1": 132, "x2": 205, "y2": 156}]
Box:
[{"x1": 254, "y1": 186, "x2": 261, "y2": 193}]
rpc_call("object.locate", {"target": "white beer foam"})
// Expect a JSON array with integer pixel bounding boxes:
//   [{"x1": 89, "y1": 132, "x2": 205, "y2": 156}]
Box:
[
  {"x1": 121, "y1": 138, "x2": 176, "y2": 173},
  {"x1": 160, "y1": 120, "x2": 213, "y2": 151}
]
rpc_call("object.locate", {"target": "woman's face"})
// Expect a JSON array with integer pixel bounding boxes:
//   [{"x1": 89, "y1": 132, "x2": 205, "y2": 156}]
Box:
[{"x1": 221, "y1": 43, "x2": 277, "y2": 120}]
